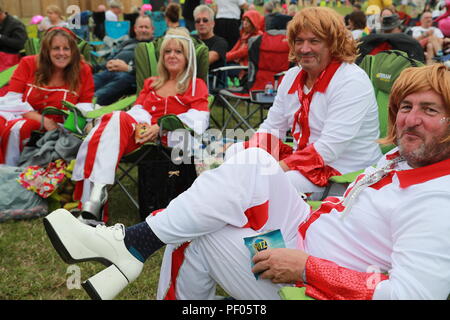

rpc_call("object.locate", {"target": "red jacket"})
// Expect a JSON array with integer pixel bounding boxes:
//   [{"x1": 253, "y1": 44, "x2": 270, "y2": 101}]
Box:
[
  {"x1": 8, "y1": 55, "x2": 94, "y2": 120},
  {"x1": 226, "y1": 10, "x2": 263, "y2": 66}
]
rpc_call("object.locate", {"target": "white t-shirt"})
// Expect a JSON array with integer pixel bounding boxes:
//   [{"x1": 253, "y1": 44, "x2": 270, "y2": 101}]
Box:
[
  {"x1": 351, "y1": 29, "x2": 365, "y2": 40},
  {"x1": 215, "y1": 0, "x2": 247, "y2": 20},
  {"x1": 411, "y1": 26, "x2": 444, "y2": 39},
  {"x1": 38, "y1": 17, "x2": 69, "y2": 32},
  {"x1": 105, "y1": 9, "x2": 118, "y2": 22}
]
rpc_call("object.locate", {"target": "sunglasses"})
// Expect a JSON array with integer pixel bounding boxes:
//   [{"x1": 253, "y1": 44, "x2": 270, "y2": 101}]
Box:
[{"x1": 195, "y1": 18, "x2": 209, "y2": 24}]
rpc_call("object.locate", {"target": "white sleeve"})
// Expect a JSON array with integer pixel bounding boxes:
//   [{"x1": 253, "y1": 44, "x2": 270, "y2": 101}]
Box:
[
  {"x1": 177, "y1": 109, "x2": 210, "y2": 135},
  {"x1": 126, "y1": 104, "x2": 151, "y2": 124},
  {"x1": 372, "y1": 192, "x2": 450, "y2": 299},
  {"x1": 75, "y1": 102, "x2": 94, "y2": 117},
  {"x1": 105, "y1": 11, "x2": 118, "y2": 22},
  {"x1": 313, "y1": 67, "x2": 378, "y2": 164},
  {"x1": 257, "y1": 68, "x2": 296, "y2": 141},
  {"x1": 411, "y1": 27, "x2": 422, "y2": 39},
  {"x1": 434, "y1": 27, "x2": 444, "y2": 38},
  {"x1": 0, "y1": 92, "x2": 34, "y2": 121}
]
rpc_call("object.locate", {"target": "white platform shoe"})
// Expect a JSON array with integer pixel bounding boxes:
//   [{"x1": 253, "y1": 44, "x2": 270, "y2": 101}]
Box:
[{"x1": 43, "y1": 209, "x2": 143, "y2": 300}]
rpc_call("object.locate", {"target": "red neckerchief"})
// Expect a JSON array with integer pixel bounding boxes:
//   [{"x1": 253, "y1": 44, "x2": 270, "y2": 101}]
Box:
[{"x1": 290, "y1": 61, "x2": 342, "y2": 150}]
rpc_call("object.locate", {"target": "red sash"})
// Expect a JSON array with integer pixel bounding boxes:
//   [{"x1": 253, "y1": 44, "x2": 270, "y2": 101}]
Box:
[{"x1": 290, "y1": 61, "x2": 342, "y2": 149}]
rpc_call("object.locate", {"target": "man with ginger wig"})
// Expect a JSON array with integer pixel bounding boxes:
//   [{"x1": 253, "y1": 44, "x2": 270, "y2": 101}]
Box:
[
  {"x1": 225, "y1": 7, "x2": 382, "y2": 200},
  {"x1": 44, "y1": 64, "x2": 450, "y2": 300}
]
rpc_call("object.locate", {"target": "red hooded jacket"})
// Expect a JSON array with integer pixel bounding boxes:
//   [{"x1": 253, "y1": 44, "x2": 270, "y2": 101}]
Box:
[{"x1": 226, "y1": 10, "x2": 263, "y2": 66}]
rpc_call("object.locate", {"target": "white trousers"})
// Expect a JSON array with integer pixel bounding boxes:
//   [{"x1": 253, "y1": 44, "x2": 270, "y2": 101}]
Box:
[
  {"x1": 225, "y1": 141, "x2": 325, "y2": 195},
  {"x1": 146, "y1": 148, "x2": 311, "y2": 299}
]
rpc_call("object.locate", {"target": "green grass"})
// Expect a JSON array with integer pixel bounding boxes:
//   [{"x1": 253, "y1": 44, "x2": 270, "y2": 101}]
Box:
[{"x1": 0, "y1": 169, "x2": 164, "y2": 300}]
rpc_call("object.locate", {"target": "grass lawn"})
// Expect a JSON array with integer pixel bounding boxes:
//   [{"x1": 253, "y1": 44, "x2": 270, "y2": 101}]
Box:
[
  {"x1": 0, "y1": 170, "x2": 164, "y2": 300},
  {"x1": 1, "y1": 4, "x2": 353, "y2": 300}
]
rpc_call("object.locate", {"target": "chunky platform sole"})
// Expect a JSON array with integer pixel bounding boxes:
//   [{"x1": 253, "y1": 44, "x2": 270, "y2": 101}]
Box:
[
  {"x1": 82, "y1": 265, "x2": 129, "y2": 300},
  {"x1": 43, "y1": 210, "x2": 131, "y2": 300}
]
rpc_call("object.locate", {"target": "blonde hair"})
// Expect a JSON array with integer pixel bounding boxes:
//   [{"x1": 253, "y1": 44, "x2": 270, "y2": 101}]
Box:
[
  {"x1": 287, "y1": 7, "x2": 357, "y2": 64},
  {"x1": 46, "y1": 5, "x2": 63, "y2": 18},
  {"x1": 380, "y1": 64, "x2": 450, "y2": 146},
  {"x1": 152, "y1": 28, "x2": 194, "y2": 94}
]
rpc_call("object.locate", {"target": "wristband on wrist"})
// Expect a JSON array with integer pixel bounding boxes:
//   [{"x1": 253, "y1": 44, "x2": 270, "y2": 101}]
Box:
[{"x1": 302, "y1": 268, "x2": 307, "y2": 284}]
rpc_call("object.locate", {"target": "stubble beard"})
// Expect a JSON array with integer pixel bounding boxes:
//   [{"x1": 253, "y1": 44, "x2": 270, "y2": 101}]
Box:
[{"x1": 397, "y1": 131, "x2": 450, "y2": 168}]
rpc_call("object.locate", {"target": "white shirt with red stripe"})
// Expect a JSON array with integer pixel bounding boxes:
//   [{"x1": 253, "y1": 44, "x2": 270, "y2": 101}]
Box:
[
  {"x1": 302, "y1": 148, "x2": 450, "y2": 299},
  {"x1": 150, "y1": 147, "x2": 450, "y2": 299},
  {"x1": 259, "y1": 63, "x2": 382, "y2": 175}
]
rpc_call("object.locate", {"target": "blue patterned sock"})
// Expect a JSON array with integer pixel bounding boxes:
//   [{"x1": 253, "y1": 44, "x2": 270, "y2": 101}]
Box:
[{"x1": 124, "y1": 222, "x2": 164, "y2": 263}]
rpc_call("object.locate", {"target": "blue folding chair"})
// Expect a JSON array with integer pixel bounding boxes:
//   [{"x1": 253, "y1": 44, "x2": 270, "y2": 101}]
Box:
[
  {"x1": 146, "y1": 11, "x2": 167, "y2": 38},
  {"x1": 91, "y1": 20, "x2": 131, "y2": 58},
  {"x1": 104, "y1": 20, "x2": 130, "y2": 39}
]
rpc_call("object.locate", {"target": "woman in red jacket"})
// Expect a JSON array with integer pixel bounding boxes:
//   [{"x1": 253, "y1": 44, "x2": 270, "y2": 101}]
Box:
[
  {"x1": 226, "y1": 10, "x2": 263, "y2": 80},
  {"x1": 0, "y1": 27, "x2": 94, "y2": 165}
]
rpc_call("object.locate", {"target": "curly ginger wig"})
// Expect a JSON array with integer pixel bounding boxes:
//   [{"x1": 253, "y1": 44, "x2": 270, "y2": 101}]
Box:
[{"x1": 287, "y1": 7, "x2": 358, "y2": 64}]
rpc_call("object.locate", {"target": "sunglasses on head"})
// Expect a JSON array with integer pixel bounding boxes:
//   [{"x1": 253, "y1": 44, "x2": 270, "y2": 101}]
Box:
[{"x1": 195, "y1": 18, "x2": 209, "y2": 24}]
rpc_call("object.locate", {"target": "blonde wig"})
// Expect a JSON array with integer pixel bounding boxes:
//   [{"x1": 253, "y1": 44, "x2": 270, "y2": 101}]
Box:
[{"x1": 152, "y1": 28, "x2": 196, "y2": 95}]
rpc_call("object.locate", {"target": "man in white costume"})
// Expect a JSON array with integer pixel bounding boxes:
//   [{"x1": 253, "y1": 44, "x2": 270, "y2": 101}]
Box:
[
  {"x1": 43, "y1": 11, "x2": 450, "y2": 301},
  {"x1": 225, "y1": 7, "x2": 381, "y2": 198}
]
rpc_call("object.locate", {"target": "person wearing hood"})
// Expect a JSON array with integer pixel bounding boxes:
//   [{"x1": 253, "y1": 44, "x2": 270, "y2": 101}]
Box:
[{"x1": 225, "y1": 10, "x2": 263, "y2": 79}]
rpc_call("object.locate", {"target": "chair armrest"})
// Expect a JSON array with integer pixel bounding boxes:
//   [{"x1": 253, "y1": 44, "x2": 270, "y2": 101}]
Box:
[
  {"x1": 210, "y1": 65, "x2": 249, "y2": 73},
  {"x1": 278, "y1": 287, "x2": 315, "y2": 300},
  {"x1": 157, "y1": 114, "x2": 194, "y2": 136},
  {"x1": 86, "y1": 95, "x2": 137, "y2": 118},
  {"x1": 329, "y1": 169, "x2": 364, "y2": 184},
  {"x1": 60, "y1": 101, "x2": 87, "y2": 134},
  {"x1": 273, "y1": 71, "x2": 287, "y2": 90}
]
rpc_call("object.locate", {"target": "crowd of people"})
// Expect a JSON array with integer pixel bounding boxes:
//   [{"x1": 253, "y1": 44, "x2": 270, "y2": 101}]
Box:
[{"x1": 0, "y1": 0, "x2": 450, "y2": 301}]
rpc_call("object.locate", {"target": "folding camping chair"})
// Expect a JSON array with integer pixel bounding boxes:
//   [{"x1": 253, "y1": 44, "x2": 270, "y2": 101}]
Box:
[
  {"x1": 146, "y1": 11, "x2": 167, "y2": 38},
  {"x1": 209, "y1": 30, "x2": 290, "y2": 134},
  {"x1": 113, "y1": 37, "x2": 210, "y2": 220},
  {"x1": 90, "y1": 20, "x2": 131, "y2": 58},
  {"x1": 123, "y1": 13, "x2": 140, "y2": 38}
]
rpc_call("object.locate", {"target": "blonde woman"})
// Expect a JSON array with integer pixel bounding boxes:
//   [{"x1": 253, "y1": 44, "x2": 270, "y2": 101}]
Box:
[
  {"x1": 72, "y1": 28, "x2": 209, "y2": 222},
  {"x1": 38, "y1": 5, "x2": 68, "y2": 32}
]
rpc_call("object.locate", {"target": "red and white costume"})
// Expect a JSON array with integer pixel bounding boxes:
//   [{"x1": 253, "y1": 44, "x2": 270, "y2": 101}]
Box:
[
  {"x1": 72, "y1": 77, "x2": 209, "y2": 203},
  {"x1": 226, "y1": 62, "x2": 382, "y2": 195},
  {"x1": 148, "y1": 147, "x2": 450, "y2": 300},
  {"x1": 0, "y1": 55, "x2": 94, "y2": 165}
]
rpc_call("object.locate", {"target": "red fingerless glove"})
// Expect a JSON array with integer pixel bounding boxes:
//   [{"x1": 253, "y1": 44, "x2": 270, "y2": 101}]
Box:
[
  {"x1": 304, "y1": 256, "x2": 389, "y2": 300},
  {"x1": 283, "y1": 144, "x2": 341, "y2": 187}
]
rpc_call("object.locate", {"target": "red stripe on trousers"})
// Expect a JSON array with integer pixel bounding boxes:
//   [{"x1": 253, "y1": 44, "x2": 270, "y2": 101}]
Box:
[
  {"x1": 243, "y1": 200, "x2": 269, "y2": 231},
  {"x1": 158, "y1": 198, "x2": 270, "y2": 300},
  {"x1": 163, "y1": 242, "x2": 190, "y2": 300},
  {"x1": 84, "y1": 112, "x2": 138, "y2": 179},
  {"x1": 84, "y1": 113, "x2": 113, "y2": 178},
  {"x1": 0, "y1": 118, "x2": 40, "y2": 163}
]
